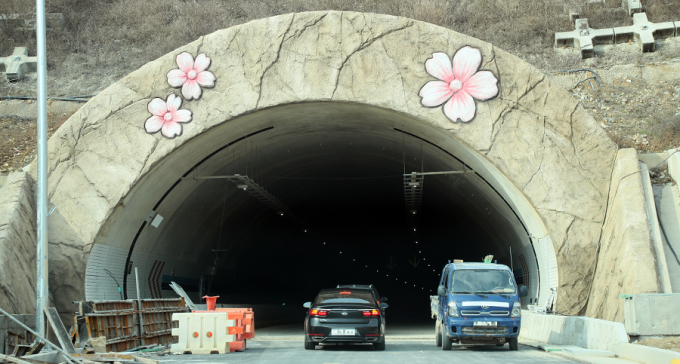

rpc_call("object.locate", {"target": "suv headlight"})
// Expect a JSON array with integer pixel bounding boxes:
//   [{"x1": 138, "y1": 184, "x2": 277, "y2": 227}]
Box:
[
  {"x1": 447, "y1": 301, "x2": 460, "y2": 317},
  {"x1": 511, "y1": 302, "x2": 521, "y2": 317}
]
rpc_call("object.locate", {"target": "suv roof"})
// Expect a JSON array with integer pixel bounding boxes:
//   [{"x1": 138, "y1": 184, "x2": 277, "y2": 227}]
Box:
[{"x1": 448, "y1": 262, "x2": 511, "y2": 271}]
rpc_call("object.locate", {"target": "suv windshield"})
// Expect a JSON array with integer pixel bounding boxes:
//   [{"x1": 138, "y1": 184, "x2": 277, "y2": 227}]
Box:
[
  {"x1": 315, "y1": 291, "x2": 376, "y2": 306},
  {"x1": 450, "y1": 269, "x2": 516, "y2": 294}
]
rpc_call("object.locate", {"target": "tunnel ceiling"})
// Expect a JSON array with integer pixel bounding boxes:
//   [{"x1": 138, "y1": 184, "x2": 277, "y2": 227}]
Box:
[{"x1": 104, "y1": 102, "x2": 530, "y2": 301}]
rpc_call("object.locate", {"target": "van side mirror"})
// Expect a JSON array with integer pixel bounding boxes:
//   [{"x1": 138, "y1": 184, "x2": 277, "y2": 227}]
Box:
[
  {"x1": 437, "y1": 285, "x2": 447, "y2": 296},
  {"x1": 381, "y1": 297, "x2": 388, "y2": 302},
  {"x1": 303, "y1": 302, "x2": 311, "y2": 308},
  {"x1": 519, "y1": 286, "x2": 528, "y2": 297}
]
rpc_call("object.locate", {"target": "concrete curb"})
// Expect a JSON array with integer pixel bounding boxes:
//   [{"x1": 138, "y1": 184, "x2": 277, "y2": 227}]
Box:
[
  {"x1": 614, "y1": 343, "x2": 680, "y2": 364},
  {"x1": 520, "y1": 311, "x2": 628, "y2": 351}
]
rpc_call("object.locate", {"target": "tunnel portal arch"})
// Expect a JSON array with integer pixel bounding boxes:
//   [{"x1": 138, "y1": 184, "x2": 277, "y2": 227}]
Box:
[{"x1": 43, "y1": 11, "x2": 617, "y2": 315}]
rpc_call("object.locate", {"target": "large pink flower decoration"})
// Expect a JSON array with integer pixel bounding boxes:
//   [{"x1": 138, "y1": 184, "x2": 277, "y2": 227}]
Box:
[
  {"x1": 167, "y1": 52, "x2": 216, "y2": 101},
  {"x1": 419, "y1": 46, "x2": 498, "y2": 123},
  {"x1": 145, "y1": 94, "x2": 192, "y2": 139}
]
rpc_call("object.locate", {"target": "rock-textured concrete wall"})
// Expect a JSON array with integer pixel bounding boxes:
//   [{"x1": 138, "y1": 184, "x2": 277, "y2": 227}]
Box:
[
  {"x1": 586, "y1": 149, "x2": 661, "y2": 322},
  {"x1": 0, "y1": 172, "x2": 37, "y2": 314},
  {"x1": 31, "y1": 12, "x2": 617, "y2": 317}
]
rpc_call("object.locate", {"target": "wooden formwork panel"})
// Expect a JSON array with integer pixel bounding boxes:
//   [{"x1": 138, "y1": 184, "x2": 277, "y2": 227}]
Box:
[
  {"x1": 85, "y1": 312, "x2": 138, "y2": 352},
  {"x1": 90, "y1": 300, "x2": 135, "y2": 313},
  {"x1": 139, "y1": 298, "x2": 185, "y2": 311}
]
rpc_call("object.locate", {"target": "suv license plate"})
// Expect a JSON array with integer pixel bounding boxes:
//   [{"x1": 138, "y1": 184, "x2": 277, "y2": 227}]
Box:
[
  {"x1": 473, "y1": 321, "x2": 497, "y2": 327},
  {"x1": 331, "y1": 328, "x2": 356, "y2": 335}
]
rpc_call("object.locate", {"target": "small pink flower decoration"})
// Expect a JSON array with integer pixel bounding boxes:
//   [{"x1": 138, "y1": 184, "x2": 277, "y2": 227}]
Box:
[
  {"x1": 419, "y1": 46, "x2": 498, "y2": 123},
  {"x1": 167, "y1": 52, "x2": 216, "y2": 101},
  {"x1": 145, "y1": 94, "x2": 192, "y2": 139}
]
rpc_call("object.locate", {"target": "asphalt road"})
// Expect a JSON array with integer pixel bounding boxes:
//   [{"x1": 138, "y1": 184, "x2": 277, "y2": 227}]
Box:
[{"x1": 154, "y1": 340, "x2": 580, "y2": 364}]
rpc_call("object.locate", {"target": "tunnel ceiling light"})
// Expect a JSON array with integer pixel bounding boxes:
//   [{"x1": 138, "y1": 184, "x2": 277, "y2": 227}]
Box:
[
  {"x1": 410, "y1": 210, "x2": 417, "y2": 214},
  {"x1": 150, "y1": 214, "x2": 164, "y2": 228}
]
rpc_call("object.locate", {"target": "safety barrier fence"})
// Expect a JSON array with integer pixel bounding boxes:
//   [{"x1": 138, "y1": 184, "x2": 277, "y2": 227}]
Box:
[{"x1": 181, "y1": 308, "x2": 255, "y2": 353}]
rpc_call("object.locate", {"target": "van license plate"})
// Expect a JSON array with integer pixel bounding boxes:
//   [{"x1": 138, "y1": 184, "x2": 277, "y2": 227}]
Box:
[
  {"x1": 331, "y1": 328, "x2": 356, "y2": 335},
  {"x1": 473, "y1": 321, "x2": 497, "y2": 327}
]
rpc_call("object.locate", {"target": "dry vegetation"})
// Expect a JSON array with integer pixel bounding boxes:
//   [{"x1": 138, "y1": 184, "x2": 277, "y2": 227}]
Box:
[{"x1": 1, "y1": 0, "x2": 680, "y2": 172}]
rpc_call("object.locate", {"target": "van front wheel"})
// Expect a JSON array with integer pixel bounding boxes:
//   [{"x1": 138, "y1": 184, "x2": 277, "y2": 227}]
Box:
[
  {"x1": 435, "y1": 321, "x2": 442, "y2": 347},
  {"x1": 442, "y1": 334, "x2": 452, "y2": 350},
  {"x1": 508, "y1": 338, "x2": 518, "y2": 351}
]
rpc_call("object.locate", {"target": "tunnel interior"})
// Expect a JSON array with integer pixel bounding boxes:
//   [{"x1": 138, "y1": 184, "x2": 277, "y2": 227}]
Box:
[{"x1": 90, "y1": 102, "x2": 535, "y2": 323}]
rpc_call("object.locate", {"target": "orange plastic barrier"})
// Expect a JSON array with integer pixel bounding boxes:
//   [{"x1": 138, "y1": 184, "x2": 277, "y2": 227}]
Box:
[
  {"x1": 214, "y1": 308, "x2": 254, "y2": 340},
  {"x1": 189, "y1": 308, "x2": 254, "y2": 352}
]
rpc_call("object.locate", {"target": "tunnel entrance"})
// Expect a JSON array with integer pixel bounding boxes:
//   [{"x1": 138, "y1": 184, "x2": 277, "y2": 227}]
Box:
[{"x1": 84, "y1": 102, "x2": 556, "y2": 318}]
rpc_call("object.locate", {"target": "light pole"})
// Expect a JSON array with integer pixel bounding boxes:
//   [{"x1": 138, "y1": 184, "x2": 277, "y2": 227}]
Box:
[{"x1": 35, "y1": 0, "x2": 49, "y2": 337}]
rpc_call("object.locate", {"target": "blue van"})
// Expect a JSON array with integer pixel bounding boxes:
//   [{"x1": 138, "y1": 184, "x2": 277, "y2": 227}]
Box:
[{"x1": 433, "y1": 261, "x2": 528, "y2": 350}]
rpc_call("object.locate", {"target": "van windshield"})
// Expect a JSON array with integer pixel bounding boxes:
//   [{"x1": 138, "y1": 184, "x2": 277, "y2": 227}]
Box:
[{"x1": 450, "y1": 269, "x2": 516, "y2": 294}]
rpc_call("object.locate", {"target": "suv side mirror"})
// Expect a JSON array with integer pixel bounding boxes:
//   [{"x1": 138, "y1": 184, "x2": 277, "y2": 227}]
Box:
[
  {"x1": 519, "y1": 286, "x2": 528, "y2": 297},
  {"x1": 303, "y1": 302, "x2": 311, "y2": 308},
  {"x1": 381, "y1": 297, "x2": 388, "y2": 302},
  {"x1": 437, "y1": 285, "x2": 447, "y2": 296},
  {"x1": 380, "y1": 302, "x2": 389, "y2": 309}
]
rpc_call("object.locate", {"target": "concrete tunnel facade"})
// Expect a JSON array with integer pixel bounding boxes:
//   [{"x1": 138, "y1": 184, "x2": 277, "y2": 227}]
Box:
[{"x1": 39, "y1": 11, "x2": 617, "y2": 317}]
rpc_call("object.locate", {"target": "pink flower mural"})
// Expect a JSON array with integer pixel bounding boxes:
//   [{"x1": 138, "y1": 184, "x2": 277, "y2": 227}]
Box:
[
  {"x1": 145, "y1": 94, "x2": 193, "y2": 139},
  {"x1": 167, "y1": 52, "x2": 216, "y2": 101},
  {"x1": 419, "y1": 46, "x2": 498, "y2": 123}
]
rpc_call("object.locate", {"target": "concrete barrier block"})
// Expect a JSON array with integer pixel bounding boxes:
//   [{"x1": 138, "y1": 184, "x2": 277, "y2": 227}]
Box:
[
  {"x1": 520, "y1": 311, "x2": 628, "y2": 351},
  {"x1": 667, "y1": 149, "x2": 680, "y2": 183},
  {"x1": 624, "y1": 294, "x2": 680, "y2": 336},
  {"x1": 638, "y1": 152, "x2": 669, "y2": 168}
]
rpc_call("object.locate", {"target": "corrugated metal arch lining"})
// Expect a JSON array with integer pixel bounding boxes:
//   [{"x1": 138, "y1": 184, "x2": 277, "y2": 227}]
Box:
[{"x1": 121, "y1": 126, "x2": 274, "y2": 298}]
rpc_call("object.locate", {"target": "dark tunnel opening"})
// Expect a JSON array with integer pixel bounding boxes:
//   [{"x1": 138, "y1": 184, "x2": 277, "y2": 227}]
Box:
[{"x1": 107, "y1": 103, "x2": 532, "y2": 326}]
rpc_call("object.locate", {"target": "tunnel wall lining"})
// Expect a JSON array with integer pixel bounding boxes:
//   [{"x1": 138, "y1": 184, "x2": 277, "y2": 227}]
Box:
[{"x1": 34, "y1": 11, "x2": 618, "y2": 317}]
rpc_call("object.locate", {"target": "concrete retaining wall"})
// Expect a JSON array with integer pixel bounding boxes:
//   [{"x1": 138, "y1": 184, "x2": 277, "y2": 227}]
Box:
[
  {"x1": 586, "y1": 148, "x2": 663, "y2": 322},
  {"x1": 520, "y1": 311, "x2": 628, "y2": 351},
  {"x1": 0, "y1": 172, "x2": 38, "y2": 315}
]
